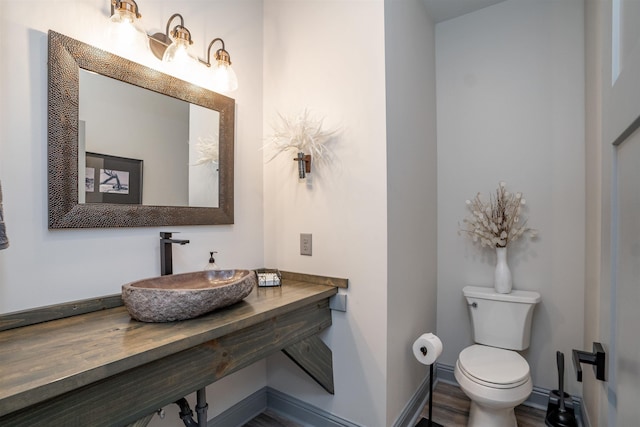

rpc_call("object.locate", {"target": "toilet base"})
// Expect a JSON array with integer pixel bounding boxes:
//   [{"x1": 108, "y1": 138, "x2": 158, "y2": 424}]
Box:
[
  {"x1": 455, "y1": 357, "x2": 531, "y2": 427},
  {"x1": 468, "y1": 401, "x2": 517, "y2": 427}
]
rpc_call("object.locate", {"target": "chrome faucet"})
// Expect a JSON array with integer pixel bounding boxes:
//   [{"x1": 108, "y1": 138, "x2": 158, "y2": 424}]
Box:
[{"x1": 160, "y1": 232, "x2": 190, "y2": 276}]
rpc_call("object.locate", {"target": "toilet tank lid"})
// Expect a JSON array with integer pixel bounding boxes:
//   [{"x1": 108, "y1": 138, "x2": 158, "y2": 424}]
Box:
[{"x1": 463, "y1": 286, "x2": 541, "y2": 304}]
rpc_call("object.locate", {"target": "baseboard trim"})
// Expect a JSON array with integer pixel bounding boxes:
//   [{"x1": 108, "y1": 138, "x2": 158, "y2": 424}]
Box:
[
  {"x1": 208, "y1": 388, "x2": 267, "y2": 427},
  {"x1": 267, "y1": 387, "x2": 361, "y2": 427},
  {"x1": 211, "y1": 364, "x2": 588, "y2": 427},
  {"x1": 579, "y1": 399, "x2": 591, "y2": 427},
  {"x1": 435, "y1": 362, "x2": 456, "y2": 385},
  {"x1": 212, "y1": 386, "x2": 361, "y2": 427},
  {"x1": 213, "y1": 373, "x2": 436, "y2": 427},
  {"x1": 392, "y1": 373, "x2": 433, "y2": 427}
]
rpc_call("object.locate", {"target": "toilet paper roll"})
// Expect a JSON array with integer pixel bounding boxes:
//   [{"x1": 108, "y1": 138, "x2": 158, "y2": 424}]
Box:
[{"x1": 412, "y1": 333, "x2": 443, "y2": 365}]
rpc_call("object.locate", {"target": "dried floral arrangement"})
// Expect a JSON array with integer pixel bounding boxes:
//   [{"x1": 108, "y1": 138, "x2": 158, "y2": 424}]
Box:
[
  {"x1": 264, "y1": 109, "x2": 337, "y2": 164},
  {"x1": 459, "y1": 182, "x2": 537, "y2": 248},
  {"x1": 193, "y1": 135, "x2": 219, "y2": 166}
]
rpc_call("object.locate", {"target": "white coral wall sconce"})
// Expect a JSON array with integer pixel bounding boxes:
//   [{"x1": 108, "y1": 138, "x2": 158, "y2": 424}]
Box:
[{"x1": 264, "y1": 109, "x2": 337, "y2": 181}]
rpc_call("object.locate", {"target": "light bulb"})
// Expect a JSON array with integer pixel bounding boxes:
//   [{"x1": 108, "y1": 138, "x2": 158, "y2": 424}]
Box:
[
  {"x1": 162, "y1": 39, "x2": 197, "y2": 80},
  {"x1": 162, "y1": 25, "x2": 195, "y2": 78},
  {"x1": 163, "y1": 38, "x2": 191, "y2": 64},
  {"x1": 210, "y1": 60, "x2": 238, "y2": 93},
  {"x1": 110, "y1": 8, "x2": 135, "y2": 26},
  {"x1": 107, "y1": 3, "x2": 146, "y2": 57},
  {"x1": 199, "y1": 40, "x2": 239, "y2": 93}
]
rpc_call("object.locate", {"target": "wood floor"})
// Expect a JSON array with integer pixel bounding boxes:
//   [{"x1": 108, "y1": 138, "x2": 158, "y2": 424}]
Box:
[
  {"x1": 243, "y1": 381, "x2": 547, "y2": 426},
  {"x1": 420, "y1": 381, "x2": 547, "y2": 426},
  {"x1": 243, "y1": 409, "x2": 303, "y2": 427}
]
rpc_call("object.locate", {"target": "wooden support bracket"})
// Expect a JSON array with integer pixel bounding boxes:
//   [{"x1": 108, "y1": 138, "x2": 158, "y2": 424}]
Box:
[{"x1": 282, "y1": 335, "x2": 334, "y2": 394}]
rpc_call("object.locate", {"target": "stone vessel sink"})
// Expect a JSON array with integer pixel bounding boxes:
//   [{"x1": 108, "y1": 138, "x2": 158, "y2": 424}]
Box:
[{"x1": 122, "y1": 270, "x2": 256, "y2": 322}]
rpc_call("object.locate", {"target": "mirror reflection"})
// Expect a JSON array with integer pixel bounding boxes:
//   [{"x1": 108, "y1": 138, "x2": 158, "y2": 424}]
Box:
[{"x1": 78, "y1": 70, "x2": 219, "y2": 208}]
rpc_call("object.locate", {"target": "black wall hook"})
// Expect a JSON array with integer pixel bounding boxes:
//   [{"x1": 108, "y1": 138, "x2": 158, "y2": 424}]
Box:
[{"x1": 572, "y1": 342, "x2": 606, "y2": 382}]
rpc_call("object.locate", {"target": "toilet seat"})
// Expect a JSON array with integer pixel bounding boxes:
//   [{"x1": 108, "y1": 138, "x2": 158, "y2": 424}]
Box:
[{"x1": 458, "y1": 345, "x2": 530, "y2": 389}]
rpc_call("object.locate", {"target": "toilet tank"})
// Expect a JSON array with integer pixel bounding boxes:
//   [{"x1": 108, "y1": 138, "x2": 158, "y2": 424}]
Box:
[{"x1": 463, "y1": 285, "x2": 541, "y2": 351}]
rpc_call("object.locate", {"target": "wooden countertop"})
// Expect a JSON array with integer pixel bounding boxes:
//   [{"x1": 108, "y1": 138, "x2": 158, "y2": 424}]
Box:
[{"x1": 0, "y1": 278, "x2": 338, "y2": 417}]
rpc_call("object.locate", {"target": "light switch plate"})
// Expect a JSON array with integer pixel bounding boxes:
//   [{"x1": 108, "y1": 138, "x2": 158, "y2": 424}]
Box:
[{"x1": 300, "y1": 233, "x2": 312, "y2": 256}]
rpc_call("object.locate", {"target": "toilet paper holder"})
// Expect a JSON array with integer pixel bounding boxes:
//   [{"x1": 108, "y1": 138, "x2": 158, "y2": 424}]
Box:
[{"x1": 572, "y1": 342, "x2": 605, "y2": 382}]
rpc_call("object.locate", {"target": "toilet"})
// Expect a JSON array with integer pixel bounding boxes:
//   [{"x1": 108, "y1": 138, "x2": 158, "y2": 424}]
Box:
[{"x1": 454, "y1": 285, "x2": 541, "y2": 427}]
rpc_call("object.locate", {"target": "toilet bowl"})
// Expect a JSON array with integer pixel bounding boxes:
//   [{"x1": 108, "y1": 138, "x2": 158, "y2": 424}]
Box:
[
  {"x1": 457, "y1": 286, "x2": 541, "y2": 427},
  {"x1": 455, "y1": 345, "x2": 532, "y2": 427}
]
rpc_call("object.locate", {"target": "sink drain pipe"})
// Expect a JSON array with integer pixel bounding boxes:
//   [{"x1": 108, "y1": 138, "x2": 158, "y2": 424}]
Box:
[{"x1": 175, "y1": 388, "x2": 208, "y2": 427}]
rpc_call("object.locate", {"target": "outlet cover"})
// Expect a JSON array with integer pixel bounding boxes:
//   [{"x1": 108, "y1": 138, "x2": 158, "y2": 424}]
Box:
[{"x1": 300, "y1": 233, "x2": 312, "y2": 256}]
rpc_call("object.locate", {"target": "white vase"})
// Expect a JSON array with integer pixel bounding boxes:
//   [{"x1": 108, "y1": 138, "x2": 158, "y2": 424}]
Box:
[{"x1": 494, "y1": 247, "x2": 512, "y2": 294}]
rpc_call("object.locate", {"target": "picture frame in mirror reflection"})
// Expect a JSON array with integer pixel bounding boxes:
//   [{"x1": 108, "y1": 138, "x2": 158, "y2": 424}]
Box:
[{"x1": 84, "y1": 153, "x2": 143, "y2": 205}]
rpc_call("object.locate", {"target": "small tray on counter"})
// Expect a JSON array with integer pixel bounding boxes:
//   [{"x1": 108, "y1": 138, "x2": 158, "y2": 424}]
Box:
[{"x1": 255, "y1": 269, "x2": 282, "y2": 287}]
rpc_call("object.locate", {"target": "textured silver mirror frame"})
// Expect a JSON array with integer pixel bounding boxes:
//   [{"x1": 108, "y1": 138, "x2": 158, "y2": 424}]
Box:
[{"x1": 48, "y1": 30, "x2": 234, "y2": 228}]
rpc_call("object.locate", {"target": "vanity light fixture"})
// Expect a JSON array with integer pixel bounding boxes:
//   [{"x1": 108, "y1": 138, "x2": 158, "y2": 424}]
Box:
[
  {"x1": 108, "y1": 0, "x2": 146, "y2": 49},
  {"x1": 107, "y1": 1, "x2": 239, "y2": 90},
  {"x1": 148, "y1": 13, "x2": 193, "y2": 64},
  {"x1": 199, "y1": 38, "x2": 238, "y2": 93}
]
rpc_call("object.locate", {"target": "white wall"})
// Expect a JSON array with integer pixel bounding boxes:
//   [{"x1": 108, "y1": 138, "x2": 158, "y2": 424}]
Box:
[
  {"x1": 0, "y1": 0, "x2": 266, "y2": 421},
  {"x1": 262, "y1": 1, "x2": 389, "y2": 425},
  {"x1": 436, "y1": 0, "x2": 586, "y2": 394},
  {"x1": 384, "y1": 0, "x2": 437, "y2": 425}
]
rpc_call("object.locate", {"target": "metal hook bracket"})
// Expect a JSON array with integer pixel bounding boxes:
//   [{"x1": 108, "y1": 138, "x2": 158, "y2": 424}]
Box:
[
  {"x1": 293, "y1": 153, "x2": 312, "y2": 179},
  {"x1": 572, "y1": 342, "x2": 606, "y2": 382}
]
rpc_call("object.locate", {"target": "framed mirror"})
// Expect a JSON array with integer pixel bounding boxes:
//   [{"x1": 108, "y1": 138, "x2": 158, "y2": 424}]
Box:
[{"x1": 48, "y1": 30, "x2": 234, "y2": 228}]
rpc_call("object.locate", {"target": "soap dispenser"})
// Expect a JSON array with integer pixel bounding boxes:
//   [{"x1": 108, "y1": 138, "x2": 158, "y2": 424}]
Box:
[{"x1": 204, "y1": 251, "x2": 219, "y2": 271}]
